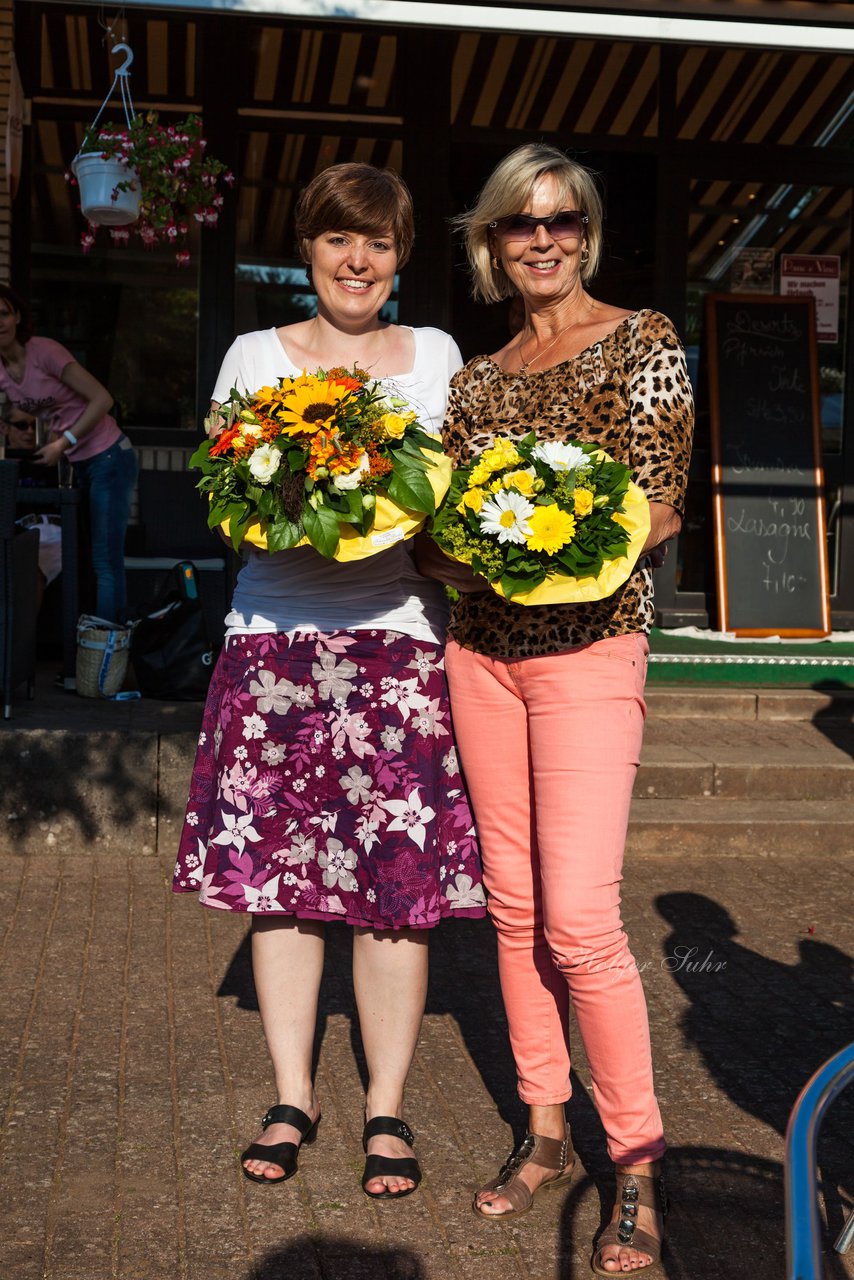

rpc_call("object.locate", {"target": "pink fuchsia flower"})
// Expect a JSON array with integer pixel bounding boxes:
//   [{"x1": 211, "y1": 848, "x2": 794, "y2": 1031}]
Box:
[
  {"x1": 109, "y1": 228, "x2": 130, "y2": 245},
  {"x1": 175, "y1": 251, "x2": 191, "y2": 266}
]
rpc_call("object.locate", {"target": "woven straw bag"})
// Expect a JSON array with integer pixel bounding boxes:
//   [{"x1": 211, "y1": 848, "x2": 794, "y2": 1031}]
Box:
[{"x1": 76, "y1": 615, "x2": 133, "y2": 698}]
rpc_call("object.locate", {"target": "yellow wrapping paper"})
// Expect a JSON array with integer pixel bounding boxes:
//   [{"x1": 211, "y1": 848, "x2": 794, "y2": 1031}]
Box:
[
  {"x1": 446, "y1": 477, "x2": 651, "y2": 606},
  {"x1": 218, "y1": 446, "x2": 453, "y2": 561}
]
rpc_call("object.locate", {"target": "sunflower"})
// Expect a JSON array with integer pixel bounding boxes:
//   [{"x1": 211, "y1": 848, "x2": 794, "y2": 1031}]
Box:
[{"x1": 274, "y1": 377, "x2": 354, "y2": 436}]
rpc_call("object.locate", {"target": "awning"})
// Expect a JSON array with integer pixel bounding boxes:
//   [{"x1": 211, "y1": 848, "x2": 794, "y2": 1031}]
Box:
[{"x1": 43, "y1": 0, "x2": 854, "y2": 54}]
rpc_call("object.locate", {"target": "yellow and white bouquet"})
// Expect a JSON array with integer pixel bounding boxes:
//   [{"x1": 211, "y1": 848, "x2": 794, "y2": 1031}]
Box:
[
  {"x1": 191, "y1": 367, "x2": 451, "y2": 560},
  {"x1": 430, "y1": 434, "x2": 650, "y2": 605}
]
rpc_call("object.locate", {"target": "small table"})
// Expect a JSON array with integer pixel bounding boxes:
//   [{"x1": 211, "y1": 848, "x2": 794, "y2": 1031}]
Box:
[{"x1": 15, "y1": 483, "x2": 82, "y2": 686}]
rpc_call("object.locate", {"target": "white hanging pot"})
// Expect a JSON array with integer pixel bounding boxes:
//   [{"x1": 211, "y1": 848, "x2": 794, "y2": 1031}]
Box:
[{"x1": 71, "y1": 152, "x2": 141, "y2": 226}]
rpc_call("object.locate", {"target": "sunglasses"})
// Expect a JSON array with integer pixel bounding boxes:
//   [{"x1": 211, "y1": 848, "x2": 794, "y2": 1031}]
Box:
[{"x1": 489, "y1": 210, "x2": 589, "y2": 243}]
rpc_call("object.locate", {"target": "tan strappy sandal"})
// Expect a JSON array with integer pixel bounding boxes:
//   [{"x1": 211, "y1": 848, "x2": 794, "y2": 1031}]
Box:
[
  {"x1": 591, "y1": 1165, "x2": 667, "y2": 1275},
  {"x1": 473, "y1": 1131, "x2": 576, "y2": 1219}
]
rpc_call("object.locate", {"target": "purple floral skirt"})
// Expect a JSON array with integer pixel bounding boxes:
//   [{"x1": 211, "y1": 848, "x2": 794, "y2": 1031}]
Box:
[{"x1": 173, "y1": 629, "x2": 486, "y2": 929}]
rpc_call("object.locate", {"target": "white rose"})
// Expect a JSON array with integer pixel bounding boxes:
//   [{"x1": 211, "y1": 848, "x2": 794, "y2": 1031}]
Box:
[
  {"x1": 332, "y1": 451, "x2": 371, "y2": 491},
  {"x1": 247, "y1": 443, "x2": 281, "y2": 484},
  {"x1": 241, "y1": 422, "x2": 263, "y2": 439}
]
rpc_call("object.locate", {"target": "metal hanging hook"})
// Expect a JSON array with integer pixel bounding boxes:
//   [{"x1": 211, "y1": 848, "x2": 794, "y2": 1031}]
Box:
[{"x1": 112, "y1": 43, "x2": 134, "y2": 76}]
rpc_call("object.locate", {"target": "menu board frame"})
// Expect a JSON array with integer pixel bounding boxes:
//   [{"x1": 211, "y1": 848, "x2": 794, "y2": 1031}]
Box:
[{"x1": 705, "y1": 292, "x2": 831, "y2": 637}]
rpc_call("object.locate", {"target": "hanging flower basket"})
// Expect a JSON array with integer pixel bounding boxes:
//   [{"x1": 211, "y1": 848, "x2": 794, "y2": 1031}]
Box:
[
  {"x1": 68, "y1": 42, "x2": 232, "y2": 264},
  {"x1": 70, "y1": 152, "x2": 141, "y2": 226}
]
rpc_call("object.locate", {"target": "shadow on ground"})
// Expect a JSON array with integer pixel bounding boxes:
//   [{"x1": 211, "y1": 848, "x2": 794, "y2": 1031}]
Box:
[
  {"x1": 0, "y1": 732, "x2": 162, "y2": 842},
  {"x1": 811, "y1": 680, "x2": 854, "y2": 762},
  {"x1": 245, "y1": 1235, "x2": 426, "y2": 1280},
  {"x1": 656, "y1": 893, "x2": 854, "y2": 1161}
]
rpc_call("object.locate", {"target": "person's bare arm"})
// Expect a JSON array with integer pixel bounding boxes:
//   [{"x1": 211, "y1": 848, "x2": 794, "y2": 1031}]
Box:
[
  {"x1": 642, "y1": 501, "x2": 682, "y2": 568},
  {"x1": 414, "y1": 532, "x2": 487, "y2": 592},
  {"x1": 34, "y1": 361, "x2": 114, "y2": 465}
]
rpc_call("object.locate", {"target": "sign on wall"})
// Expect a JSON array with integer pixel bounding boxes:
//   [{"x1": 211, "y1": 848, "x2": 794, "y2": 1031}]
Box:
[{"x1": 780, "y1": 255, "x2": 841, "y2": 343}]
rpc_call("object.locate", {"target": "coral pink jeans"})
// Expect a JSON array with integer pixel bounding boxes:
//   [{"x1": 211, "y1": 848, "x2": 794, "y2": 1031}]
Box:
[{"x1": 445, "y1": 632, "x2": 665, "y2": 1164}]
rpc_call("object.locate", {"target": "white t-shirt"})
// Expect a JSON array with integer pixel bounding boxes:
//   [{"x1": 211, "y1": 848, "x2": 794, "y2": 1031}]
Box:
[{"x1": 215, "y1": 326, "x2": 462, "y2": 644}]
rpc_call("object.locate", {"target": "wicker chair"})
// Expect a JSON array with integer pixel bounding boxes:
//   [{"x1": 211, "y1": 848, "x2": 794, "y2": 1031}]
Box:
[{"x1": 0, "y1": 459, "x2": 41, "y2": 718}]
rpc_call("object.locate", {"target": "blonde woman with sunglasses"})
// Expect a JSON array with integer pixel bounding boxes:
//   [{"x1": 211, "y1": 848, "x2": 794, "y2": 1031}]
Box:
[{"x1": 418, "y1": 143, "x2": 694, "y2": 1274}]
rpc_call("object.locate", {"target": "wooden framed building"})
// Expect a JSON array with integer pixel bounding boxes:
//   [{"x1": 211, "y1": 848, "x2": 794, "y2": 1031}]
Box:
[{"x1": 8, "y1": 0, "x2": 854, "y2": 628}]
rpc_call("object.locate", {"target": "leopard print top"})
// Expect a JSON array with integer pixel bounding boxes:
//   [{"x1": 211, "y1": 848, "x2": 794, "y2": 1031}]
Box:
[{"x1": 443, "y1": 309, "x2": 694, "y2": 658}]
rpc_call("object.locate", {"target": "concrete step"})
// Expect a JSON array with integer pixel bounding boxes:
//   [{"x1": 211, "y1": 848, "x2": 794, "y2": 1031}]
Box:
[
  {"x1": 645, "y1": 686, "x2": 854, "y2": 721},
  {"x1": 636, "y1": 716, "x2": 854, "y2": 800},
  {"x1": 626, "y1": 798, "x2": 853, "y2": 856}
]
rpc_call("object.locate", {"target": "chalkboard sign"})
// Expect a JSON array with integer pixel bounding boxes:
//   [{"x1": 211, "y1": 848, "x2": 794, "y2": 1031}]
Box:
[{"x1": 706, "y1": 294, "x2": 830, "y2": 637}]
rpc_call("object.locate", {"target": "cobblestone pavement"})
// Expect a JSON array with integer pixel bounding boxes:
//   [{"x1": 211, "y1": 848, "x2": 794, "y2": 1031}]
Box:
[{"x1": 2, "y1": 845, "x2": 853, "y2": 1280}]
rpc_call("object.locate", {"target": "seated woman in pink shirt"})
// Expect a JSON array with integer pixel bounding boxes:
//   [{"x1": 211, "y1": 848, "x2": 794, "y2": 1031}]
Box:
[{"x1": 0, "y1": 285, "x2": 138, "y2": 624}]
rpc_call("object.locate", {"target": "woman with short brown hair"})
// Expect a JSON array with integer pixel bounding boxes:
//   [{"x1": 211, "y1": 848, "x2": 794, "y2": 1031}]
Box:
[{"x1": 174, "y1": 163, "x2": 485, "y2": 1199}]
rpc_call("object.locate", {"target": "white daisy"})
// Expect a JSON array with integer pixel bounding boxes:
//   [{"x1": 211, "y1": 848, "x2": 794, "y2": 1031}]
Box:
[
  {"x1": 478, "y1": 489, "x2": 535, "y2": 545},
  {"x1": 530, "y1": 440, "x2": 588, "y2": 472}
]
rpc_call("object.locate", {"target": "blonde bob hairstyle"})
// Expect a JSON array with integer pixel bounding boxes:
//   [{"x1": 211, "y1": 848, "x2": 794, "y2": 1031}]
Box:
[
  {"x1": 294, "y1": 162, "x2": 415, "y2": 268},
  {"x1": 455, "y1": 144, "x2": 604, "y2": 304}
]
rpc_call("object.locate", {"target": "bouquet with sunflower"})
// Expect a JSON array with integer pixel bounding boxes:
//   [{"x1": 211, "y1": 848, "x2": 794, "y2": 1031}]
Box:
[
  {"x1": 191, "y1": 367, "x2": 451, "y2": 559},
  {"x1": 430, "y1": 434, "x2": 650, "y2": 605}
]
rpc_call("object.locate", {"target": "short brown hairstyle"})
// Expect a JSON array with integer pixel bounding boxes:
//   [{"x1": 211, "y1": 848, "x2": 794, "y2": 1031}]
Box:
[
  {"x1": 294, "y1": 163, "x2": 415, "y2": 268},
  {"x1": 454, "y1": 143, "x2": 604, "y2": 304},
  {"x1": 0, "y1": 284, "x2": 32, "y2": 344}
]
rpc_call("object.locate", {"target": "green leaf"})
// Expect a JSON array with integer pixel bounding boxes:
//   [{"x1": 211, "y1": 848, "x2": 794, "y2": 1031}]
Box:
[
  {"x1": 265, "y1": 518, "x2": 302, "y2": 552},
  {"x1": 302, "y1": 502, "x2": 342, "y2": 558},
  {"x1": 386, "y1": 467, "x2": 436, "y2": 516},
  {"x1": 500, "y1": 566, "x2": 545, "y2": 600},
  {"x1": 189, "y1": 441, "x2": 211, "y2": 469}
]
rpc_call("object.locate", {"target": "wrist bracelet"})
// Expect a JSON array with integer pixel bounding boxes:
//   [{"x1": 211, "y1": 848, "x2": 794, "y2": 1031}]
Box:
[{"x1": 63, "y1": 429, "x2": 78, "y2": 446}]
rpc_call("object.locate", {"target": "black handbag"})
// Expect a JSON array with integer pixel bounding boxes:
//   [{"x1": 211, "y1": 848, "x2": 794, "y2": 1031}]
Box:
[{"x1": 130, "y1": 561, "x2": 217, "y2": 700}]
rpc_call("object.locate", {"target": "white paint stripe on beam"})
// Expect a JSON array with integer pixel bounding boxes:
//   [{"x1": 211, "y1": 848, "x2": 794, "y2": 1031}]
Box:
[{"x1": 67, "y1": 0, "x2": 854, "y2": 55}]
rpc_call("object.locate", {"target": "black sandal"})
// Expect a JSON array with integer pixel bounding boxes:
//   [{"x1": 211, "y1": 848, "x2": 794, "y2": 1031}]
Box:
[
  {"x1": 361, "y1": 1116, "x2": 422, "y2": 1199},
  {"x1": 240, "y1": 1104, "x2": 320, "y2": 1185}
]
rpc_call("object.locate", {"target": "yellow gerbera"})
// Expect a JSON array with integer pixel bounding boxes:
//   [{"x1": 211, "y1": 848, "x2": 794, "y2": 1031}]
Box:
[
  {"x1": 525, "y1": 504, "x2": 576, "y2": 555},
  {"x1": 573, "y1": 487, "x2": 594, "y2": 517},
  {"x1": 457, "y1": 486, "x2": 486, "y2": 514},
  {"x1": 274, "y1": 378, "x2": 353, "y2": 436}
]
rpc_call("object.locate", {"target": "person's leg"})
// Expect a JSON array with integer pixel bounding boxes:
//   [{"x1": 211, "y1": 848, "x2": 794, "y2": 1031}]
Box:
[
  {"x1": 445, "y1": 642, "x2": 572, "y2": 1106},
  {"x1": 86, "y1": 440, "x2": 138, "y2": 623},
  {"x1": 521, "y1": 634, "x2": 665, "y2": 1269},
  {"x1": 352, "y1": 926, "x2": 429, "y2": 1195},
  {"x1": 522, "y1": 635, "x2": 663, "y2": 1162},
  {"x1": 242, "y1": 916, "x2": 325, "y2": 1180},
  {"x1": 444, "y1": 642, "x2": 570, "y2": 1212}
]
